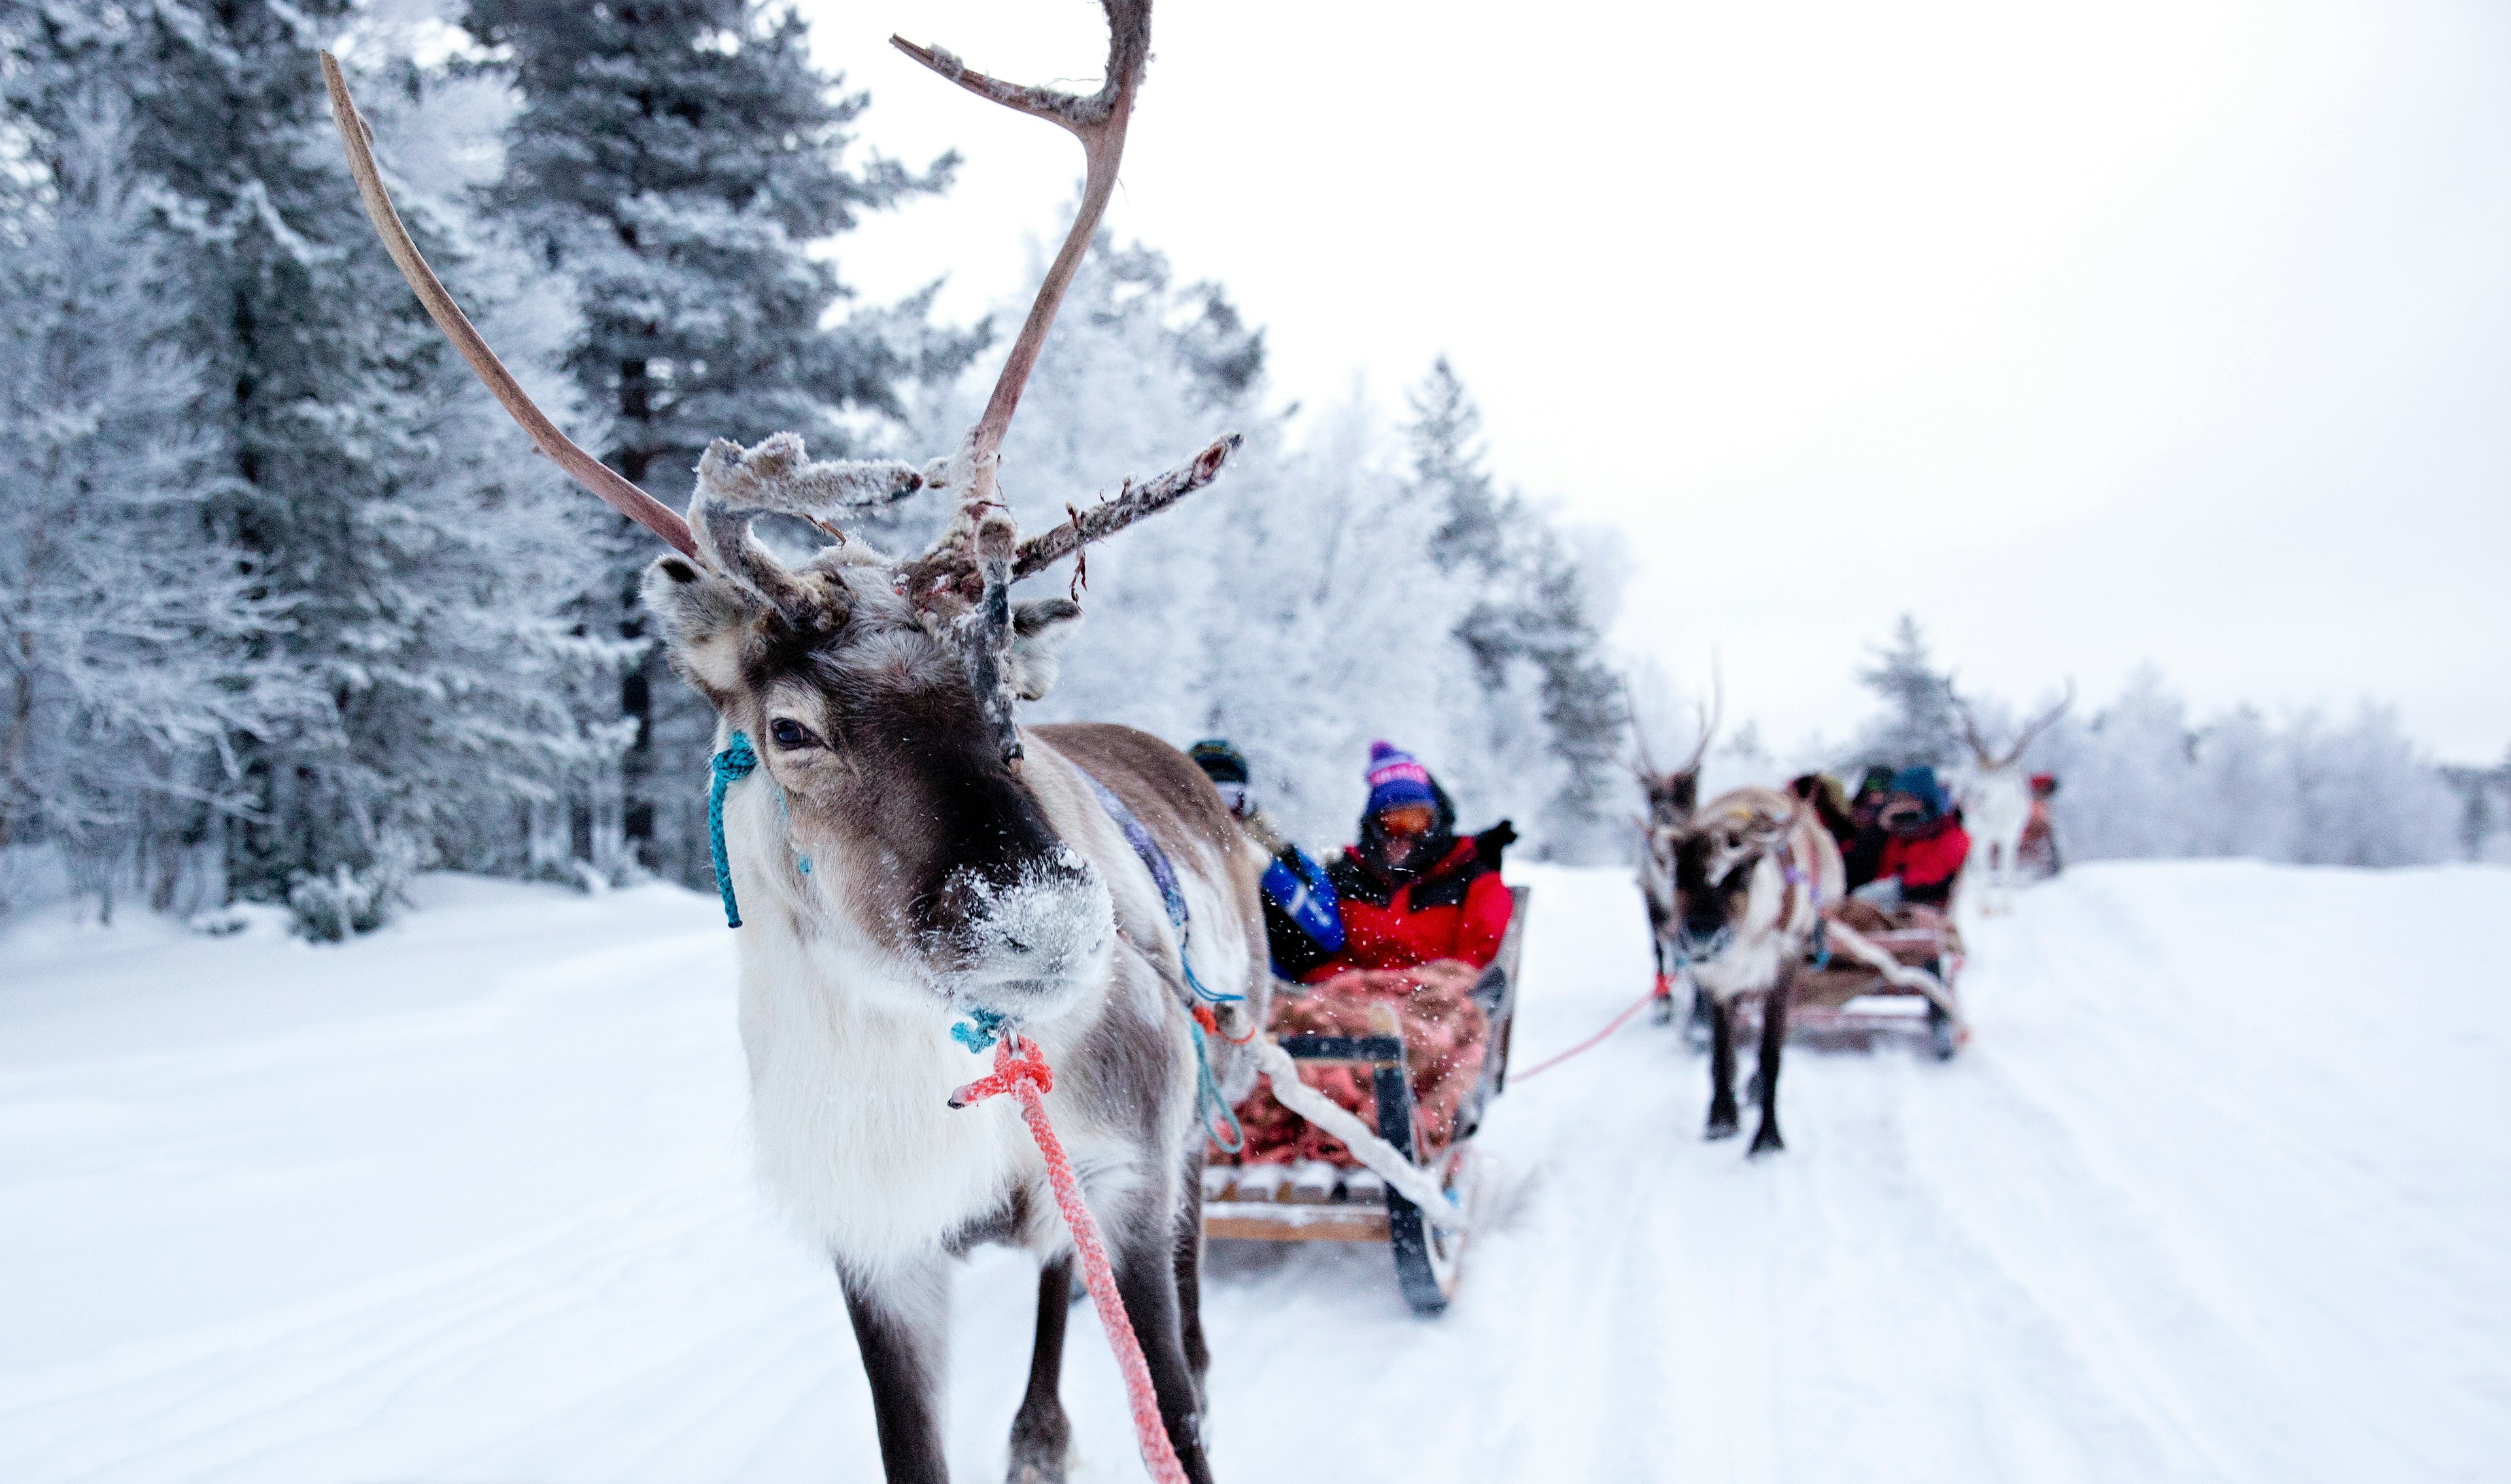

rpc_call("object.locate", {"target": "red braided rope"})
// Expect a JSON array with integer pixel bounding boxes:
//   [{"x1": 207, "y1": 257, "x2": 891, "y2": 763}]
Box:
[
  {"x1": 951, "y1": 1036, "x2": 1191, "y2": 1484},
  {"x1": 1512, "y1": 983, "x2": 1663, "y2": 1083}
]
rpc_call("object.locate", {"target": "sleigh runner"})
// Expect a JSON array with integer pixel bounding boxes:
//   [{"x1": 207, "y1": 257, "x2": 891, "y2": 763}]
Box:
[{"x1": 1203, "y1": 885, "x2": 1529, "y2": 1315}]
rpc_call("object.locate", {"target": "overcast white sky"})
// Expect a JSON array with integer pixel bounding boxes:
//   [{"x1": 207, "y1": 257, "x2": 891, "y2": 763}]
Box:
[{"x1": 806, "y1": 0, "x2": 2511, "y2": 761}]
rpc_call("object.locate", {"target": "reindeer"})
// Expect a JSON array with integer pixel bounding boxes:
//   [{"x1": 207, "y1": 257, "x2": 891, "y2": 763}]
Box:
[
  {"x1": 322, "y1": 7, "x2": 1265, "y2": 1480},
  {"x1": 1951, "y1": 683, "x2": 2072, "y2": 915},
  {"x1": 1632, "y1": 676, "x2": 1719, "y2": 1028},
  {"x1": 1647, "y1": 789, "x2": 1842, "y2": 1155}
]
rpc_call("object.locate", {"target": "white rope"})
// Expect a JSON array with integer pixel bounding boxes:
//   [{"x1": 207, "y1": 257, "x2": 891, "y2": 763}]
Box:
[
  {"x1": 1249, "y1": 1033, "x2": 1467, "y2": 1232},
  {"x1": 1820, "y1": 916, "x2": 1966, "y2": 1026}
]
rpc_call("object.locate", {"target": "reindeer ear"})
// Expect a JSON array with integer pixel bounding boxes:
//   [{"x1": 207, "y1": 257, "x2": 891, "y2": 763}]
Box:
[
  {"x1": 640, "y1": 554, "x2": 764, "y2": 703},
  {"x1": 1008, "y1": 598, "x2": 1083, "y2": 701}
]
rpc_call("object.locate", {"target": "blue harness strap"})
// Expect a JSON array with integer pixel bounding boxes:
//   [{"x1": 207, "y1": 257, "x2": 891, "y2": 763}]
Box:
[
  {"x1": 1075, "y1": 769, "x2": 1242, "y2": 1007},
  {"x1": 1079, "y1": 771, "x2": 1188, "y2": 929},
  {"x1": 1784, "y1": 857, "x2": 1831, "y2": 968},
  {"x1": 1074, "y1": 766, "x2": 1246, "y2": 1153}
]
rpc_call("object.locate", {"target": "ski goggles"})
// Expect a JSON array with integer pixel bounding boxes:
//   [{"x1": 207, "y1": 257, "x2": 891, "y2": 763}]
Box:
[
  {"x1": 1212, "y1": 781, "x2": 1247, "y2": 815},
  {"x1": 1375, "y1": 803, "x2": 1438, "y2": 837}
]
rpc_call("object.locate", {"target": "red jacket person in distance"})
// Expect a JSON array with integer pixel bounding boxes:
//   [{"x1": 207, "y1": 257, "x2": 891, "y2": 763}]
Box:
[
  {"x1": 1871, "y1": 766, "x2": 1971, "y2": 909},
  {"x1": 1306, "y1": 742, "x2": 1513, "y2": 980}
]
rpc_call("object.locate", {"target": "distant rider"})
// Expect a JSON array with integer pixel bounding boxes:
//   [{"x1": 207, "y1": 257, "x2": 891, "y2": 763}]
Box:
[
  {"x1": 1840, "y1": 764, "x2": 1898, "y2": 890},
  {"x1": 1189, "y1": 739, "x2": 1345, "y2": 981},
  {"x1": 1851, "y1": 766, "x2": 1972, "y2": 912},
  {"x1": 1787, "y1": 771, "x2": 1858, "y2": 851}
]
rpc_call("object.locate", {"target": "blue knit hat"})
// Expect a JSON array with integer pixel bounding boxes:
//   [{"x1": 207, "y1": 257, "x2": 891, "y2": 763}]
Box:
[
  {"x1": 1890, "y1": 766, "x2": 1949, "y2": 816},
  {"x1": 1365, "y1": 741, "x2": 1438, "y2": 815}
]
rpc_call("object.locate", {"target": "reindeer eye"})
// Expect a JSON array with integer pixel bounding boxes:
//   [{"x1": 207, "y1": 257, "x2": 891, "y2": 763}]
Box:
[{"x1": 768, "y1": 717, "x2": 819, "y2": 750}]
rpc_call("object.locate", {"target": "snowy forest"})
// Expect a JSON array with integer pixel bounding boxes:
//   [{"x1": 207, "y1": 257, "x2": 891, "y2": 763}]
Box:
[{"x1": 0, "y1": 0, "x2": 2492, "y2": 938}]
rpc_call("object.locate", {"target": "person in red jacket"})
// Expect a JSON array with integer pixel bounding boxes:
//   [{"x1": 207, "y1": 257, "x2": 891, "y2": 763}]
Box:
[
  {"x1": 1306, "y1": 741, "x2": 1514, "y2": 979},
  {"x1": 1868, "y1": 766, "x2": 1971, "y2": 909}
]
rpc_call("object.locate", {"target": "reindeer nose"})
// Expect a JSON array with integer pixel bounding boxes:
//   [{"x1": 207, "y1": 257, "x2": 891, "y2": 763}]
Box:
[
  {"x1": 927, "y1": 870, "x2": 990, "y2": 942},
  {"x1": 927, "y1": 854, "x2": 1104, "y2": 966}
]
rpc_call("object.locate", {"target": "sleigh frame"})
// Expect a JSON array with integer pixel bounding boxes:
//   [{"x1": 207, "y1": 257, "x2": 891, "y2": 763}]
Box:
[{"x1": 1201, "y1": 885, "x2": 1529, "y2": 1314}]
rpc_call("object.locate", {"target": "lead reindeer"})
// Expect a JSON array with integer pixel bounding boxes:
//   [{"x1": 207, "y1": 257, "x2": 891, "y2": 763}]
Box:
[
  {"x1": 1953, "y1": 684, "x2": 2072, "y2": 915},
  {"x1": 1647, "y1": 788, "x2": 1842, "y2": 1154},
  {"x1": 322, "y1": 7, "x2": 1265, "y2": 1481},
  {"x1": 1631, "y1": 677, "x2": 1719, "y2": 1025}
]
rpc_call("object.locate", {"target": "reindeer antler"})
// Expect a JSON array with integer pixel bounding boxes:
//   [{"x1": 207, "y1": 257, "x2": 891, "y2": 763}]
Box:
[
  {"x1": 1622, "y1": 675, "x2": 1659, "y2": 779},
  {"x1": 1010, "y1": 435, "x2": 1240, "y2": 579},
  {"x1": 893, "y1": 1, "x2": 1150, "y2": 486},
  {"x1": 891, "y1": 0, "x2": 1244, "y2": 762},
  {"x1": 325, "y1": 7, "x2": 1238, "y2": 769},
  {"x1": 1683, "y1": 663, "x2": 1725, "y2": 774},
  {"x1": 1947, "y1": 681, "x2": 1996, "y2": 766},
  {"x1": 318, "y1": 53, "x2": 700, "y2": 562},
  {"x1": 2000, "y1": 680, "x2": 2075, "y2": 768}
]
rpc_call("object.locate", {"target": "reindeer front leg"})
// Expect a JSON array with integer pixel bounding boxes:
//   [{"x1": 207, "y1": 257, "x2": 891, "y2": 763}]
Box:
[
  {"x1": 1705, "y1": 995, "x2": 1741, "y2": 1139},
  {"x1": 1172, "y1": 1158, "x2": 1211, "y2": 1403},
  {"x1": 839, "y1": 1256, "x2": 953, "y2": 1484},
  {"x1": 1749, "y1": 967, "x2": 1793, "y2": 1156},
  {"x1": 1109, "y1": 1187, "x2": 1216, "y2": 1483},
  {"x1": 1648, "y1": 929, "x2": 1678, "y2": 1025},
  {"x1": 1008, "y1": 1255, "x2": 1076, "y2": 1483}
]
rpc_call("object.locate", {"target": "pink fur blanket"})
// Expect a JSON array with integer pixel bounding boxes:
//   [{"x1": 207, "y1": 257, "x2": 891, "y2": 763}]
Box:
[{"x1": 1226, "y1": 960, "x2": 1489, "y2": 1167}]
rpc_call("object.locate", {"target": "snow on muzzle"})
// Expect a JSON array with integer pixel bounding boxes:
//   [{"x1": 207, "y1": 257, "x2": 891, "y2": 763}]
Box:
[{"x1": 922, "y1": 849, "x2": 1115, "y2": 1015}]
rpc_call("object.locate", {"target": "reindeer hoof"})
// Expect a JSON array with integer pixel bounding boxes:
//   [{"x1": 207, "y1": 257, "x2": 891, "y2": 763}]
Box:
[
  {"x1": 1749, "y1": 1125, "x2": 1785, "y2": 1157},
  {"x1": 1008, "y1": 1411, "x2": 1072, "y2": 1483},
  {"x1": 1705, "y1": 1112, "x2": 1740, "y2": 1140}
]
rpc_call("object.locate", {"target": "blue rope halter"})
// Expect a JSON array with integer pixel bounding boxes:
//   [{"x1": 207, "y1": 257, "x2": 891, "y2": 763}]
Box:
[{"x1": 708, "y1": 731, "x2": 758, "y2": 928}]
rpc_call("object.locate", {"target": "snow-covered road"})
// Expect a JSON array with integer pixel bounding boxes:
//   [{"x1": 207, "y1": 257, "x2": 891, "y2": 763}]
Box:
[{"x1": 3, "y1": 861, "x2": 2506, "y2": 1482}]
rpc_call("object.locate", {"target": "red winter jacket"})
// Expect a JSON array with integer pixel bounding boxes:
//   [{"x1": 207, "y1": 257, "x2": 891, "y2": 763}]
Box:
[
  {"x1": 1303, "y1": 838, "x2": 1514, "y2": 981},
  {"x1": 1877, "y1": 815, "x2": 1971, "y2": 906}
]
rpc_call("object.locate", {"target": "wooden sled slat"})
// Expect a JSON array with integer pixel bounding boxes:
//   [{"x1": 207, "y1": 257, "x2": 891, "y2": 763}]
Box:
[{"x1": 1204, "y1": 1202, "x2": 1390, "y2": 1243}]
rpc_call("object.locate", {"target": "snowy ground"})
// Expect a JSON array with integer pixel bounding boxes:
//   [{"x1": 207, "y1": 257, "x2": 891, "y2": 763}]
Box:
[{"x1": 3, "y1": 860, "x2": 2506, "y2": 1483}]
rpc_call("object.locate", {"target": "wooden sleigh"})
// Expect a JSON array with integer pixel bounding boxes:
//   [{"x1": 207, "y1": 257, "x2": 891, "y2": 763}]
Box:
[
  {"x1": 1719, "y1": 906, "x2": 1964, "y2": 1060},
  {"x1": 1201, "y1": 886, "x2": 1529, "y2": 1315}
]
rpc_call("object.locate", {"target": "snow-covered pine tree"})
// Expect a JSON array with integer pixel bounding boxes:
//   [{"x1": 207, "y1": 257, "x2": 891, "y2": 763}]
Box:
[
  {"x1": 2283, "y1": 703, "x2": 2457, "y2": 868},
  {"x1": 464, "y1": 0, "x2": 974, "y2": 885},
  {"x1": 0, "y1": 94, "x2": 289, "y2": 919},
  {"x1": 6, "y1": 4, "x2": 626, "y2": 926},
  {"x1": 2190, "y1": 704, "x2": 2293, "y2": 860},
  {"x1": 1847, "y1": 615, "x2": 1964, "y2": 771},
  {"x1": 2440, "y1": 751, "x2": 2510, "y2": 862},
  {"x1": 335, "y1": 32, "x2": 641, "y2": 891},
  {"x1": 1824, "y1": 618, "x2": 2460, "y2": 869},
  {"x1": 1409, "y1": 360, "x2": 1622, "y2": 860}
]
